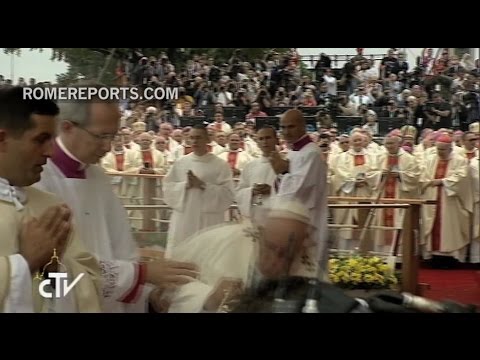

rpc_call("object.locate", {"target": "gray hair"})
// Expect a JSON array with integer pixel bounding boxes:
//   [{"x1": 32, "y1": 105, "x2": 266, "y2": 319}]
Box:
[{"x1": 57, "y1": 81, "x2": 118, "y2": 128}]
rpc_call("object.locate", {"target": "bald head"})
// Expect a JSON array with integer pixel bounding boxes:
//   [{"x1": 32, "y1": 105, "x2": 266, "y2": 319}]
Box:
[{"x1": 280, "y1": 109, "x2": 306, "y2": 144}]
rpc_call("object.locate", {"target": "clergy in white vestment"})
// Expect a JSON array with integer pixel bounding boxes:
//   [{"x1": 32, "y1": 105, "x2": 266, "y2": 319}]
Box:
[
  {"x1": 157, "y1": 122, "x2": 180, "y2": 153},
  {"x1": 154, "y1": 136, "x2": 172, "y2": 162},
  {"x1": 163, "y1": 125, "x2": 235, "y2": 258},
  {"x1": 33, "y1": 92, "x2": 197, "y2": 313},
  {"x1": 331, "y1": 133, "x2": 380, "y2": 250},
  {"x1": 206, "y1": 126, "x2": 227, "y2": 155},
  {"x1": 373, "y1": 134, "x2": 420, "y2": 253},
  {"x1": 420, "y1": 135, "x2": 473, "y2": 262},
  {"x1": 470, "y1": 155, "x2": 480, "y2": 263},
  {"x1": 0, "y1": 87, "x2": 102, "y2": 313},
  {"x1": 125, "y1": 132, "x2": 166, "y2": 230},
  {"x1": 269, "y1": 109, "x2": 330, "y2": 276},
  {"x1": 235, "y1": 126, "x2": 278, "y2": 223},
  {"x1": 460, "y1": 131, "x2": 479, "y2": 163},
  {"x1": 217, "y1": 133, "x2": 252, "y2": 178},
  {"x1": 128, "y1": 132, "x2": 166, "y2": 175},
  {"x1": 101, "y1": 134, "x2": 136, "y2": 201},
  {"x1": 120, "y1": 128, "x2": 140, "y2": 151},
  {"x1": 211, "y1": 111, "x2": 232, "y2": 134},
  {"x1": 166, "y1": 198, "x2": 321, "y2": 312}
]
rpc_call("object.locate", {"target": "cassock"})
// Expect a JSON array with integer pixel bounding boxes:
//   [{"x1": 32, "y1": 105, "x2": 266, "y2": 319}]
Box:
[
  {"x1": 34, "y1": 138, "x2": 152, "y2": 313},
  {"x1": 373, "y1": 149, "x2": 420, "y2": 253},
  {"x1": 235, "y1": 156, "x2": 277, "y2": 222},
  {"x1": 165, "y1": 220, "x2": 318, "y2": 312},
  {"x1": 420, "y1": 153, "x2": 473, "y2": 261},
  {"x1": 163, "y1": 153, "x2": 235, "y2": 258},
  {"x1": 470, "y1": 157, "x2": 480, "y2": 263},
  {"x1": 0, "y1": 178, "x2": 102, "y2": 313},
  {"x1": 275, "y1": 135, "x2": 330, "y2": 274}
]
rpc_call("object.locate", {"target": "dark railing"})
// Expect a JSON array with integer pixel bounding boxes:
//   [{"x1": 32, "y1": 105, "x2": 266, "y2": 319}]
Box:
[{"x1": 301, "y1": 54, "x2": 387, "y2": 69}]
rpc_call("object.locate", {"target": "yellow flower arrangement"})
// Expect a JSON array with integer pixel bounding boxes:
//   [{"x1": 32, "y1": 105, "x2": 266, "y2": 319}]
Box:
[{"x1": 328, "y1": 255, "x2": 398, "y2": 290}]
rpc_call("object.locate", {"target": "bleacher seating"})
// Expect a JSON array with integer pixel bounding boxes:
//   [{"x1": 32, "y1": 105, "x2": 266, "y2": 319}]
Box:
[
  {"x1": 334, "y1": 116, "x2": 364, "y2": 134},
  {"x1": 377, "y1": 117, "x2": 408, "y2": 136},
  {"x1": 255, "y1": 116, "x2": 318, "y2": 132},
  {"x1": 179, "y1": 116, "x2": 208, "y2": 127}
]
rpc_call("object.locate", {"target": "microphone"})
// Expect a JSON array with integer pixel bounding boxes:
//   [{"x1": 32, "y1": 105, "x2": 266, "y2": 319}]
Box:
[{"x1": 402, "y1": 293, "x2": 446, "y2": 313}]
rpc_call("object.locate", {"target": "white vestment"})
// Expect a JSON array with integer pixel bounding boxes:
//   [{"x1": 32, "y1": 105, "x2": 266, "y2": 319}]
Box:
[
  {"x1": 276, "y1": 136, "x2": 330, "y2": 273},
  {"x1": 470, "y1": 157, "x2": 480, "y2": 262},
  {"x1": 167, "y1": 220, "x2": 318, "y2": 312},
  {"x1": 33, "y1": 138, "x2": 151, "y2": 313},
  {"x1": 235, "y1": 156, "x2": 277, "y2": 222},
  {"x1": 163, "y1": 153, "x2": 235, "y2": 257},
  {"x1": 0, "y1": 178, "x2": 102, "y2": 313},
  {"x1": 217, "y1": 150, "x2": 252, "y2": 173},
  {"x1": 420, "y1": 153, "x2": 473, "y2": 261}
]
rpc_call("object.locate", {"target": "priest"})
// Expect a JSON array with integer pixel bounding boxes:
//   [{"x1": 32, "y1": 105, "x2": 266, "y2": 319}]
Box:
[
  {"x1": 235, "y1": 126, "x2": 278, "y2": 224},
  {"x1": 34, "y1": 88, "x2": 198, "y2": 313},
  {"x1": 163, "y1": 124, "x2": 235, "y2": 257},
  {"x1": 0, "y1": 86, "x2": 102, "y2": 313},
  {"x1": 373, "y1": 132, "x2": 420, "y2": 253},
  {"x1": 268, "y1": 109, "x2": 330, "y2": 275},
  {"x1": 420, "y1": 134, "x2": 473, "y2": 263}
]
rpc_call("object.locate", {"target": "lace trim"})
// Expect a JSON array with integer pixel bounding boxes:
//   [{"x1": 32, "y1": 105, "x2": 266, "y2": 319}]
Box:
[{"x1": 99, "y1": 261, "x2": 119, "y2": 299}]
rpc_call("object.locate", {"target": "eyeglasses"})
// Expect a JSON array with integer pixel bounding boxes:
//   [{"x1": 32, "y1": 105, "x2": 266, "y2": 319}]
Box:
[{"x1": 72, "y1": 122, "x2": 116, "y2": 142}]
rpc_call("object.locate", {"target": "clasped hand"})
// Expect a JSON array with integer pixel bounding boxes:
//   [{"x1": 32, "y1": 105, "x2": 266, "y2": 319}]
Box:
[{"x1": 187, "y1": 170, "x2": 205, "y2": 190}]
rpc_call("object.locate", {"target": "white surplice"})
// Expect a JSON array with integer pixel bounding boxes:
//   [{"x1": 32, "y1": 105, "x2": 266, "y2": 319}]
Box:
[
  {"x1": 33, "y1": 138, "x2": 151, "y2": 313},
  {"x1": 235, "y1": 156, "x2": 277, "y2": 222},
  {"x1": 275, "y1": 136, "x2": 330, "y2": 276},
  {"x1": 163, "y1": 153, "x2": 235, "y2": 258}
]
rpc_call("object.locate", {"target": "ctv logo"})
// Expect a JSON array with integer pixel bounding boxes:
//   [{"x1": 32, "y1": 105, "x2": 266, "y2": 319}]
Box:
[{"x1": 39, "y1": 273, "x2": 85, "y2": 298}]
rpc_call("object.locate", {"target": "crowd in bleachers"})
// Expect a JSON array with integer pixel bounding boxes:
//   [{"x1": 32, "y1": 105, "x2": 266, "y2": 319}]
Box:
[{"x1": 109, "y1": 48, "x2": 480, "y2": 138}]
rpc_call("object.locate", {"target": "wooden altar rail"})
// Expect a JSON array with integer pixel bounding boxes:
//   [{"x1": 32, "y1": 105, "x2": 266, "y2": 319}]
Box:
[
  {"x1": 328, "y1": 197, "x2": 437, "y2": 296},
  {"x1": 125, "y1": 202, "x2": 421, "y2": 295}
]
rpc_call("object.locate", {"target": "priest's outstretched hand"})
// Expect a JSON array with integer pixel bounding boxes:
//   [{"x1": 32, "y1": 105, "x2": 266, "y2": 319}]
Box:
[
  {"x1": 145, "y1": 259, "x2": 199, "y2": 288},
  {"x1": 19, "y1": 204, "x2": 73, "y2": 273}
]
